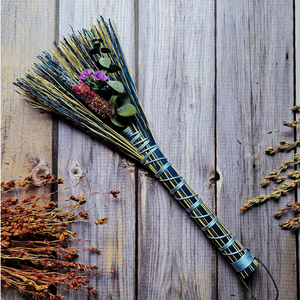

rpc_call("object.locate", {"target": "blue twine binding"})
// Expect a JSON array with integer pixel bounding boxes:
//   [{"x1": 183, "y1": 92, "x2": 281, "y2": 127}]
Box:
[
  {"x1": 186, "y1": 198, "x2": 203, "y2": 213},
  {"x1": 155, "y1": 162, "x2": 171, "y2": 178},
  {"x1": 231, "y1": 251, "x2": 254, "y2": 272},
  {"x1": 219, "y1": 236, "x2": 236, "y2": 251},
  {"x1": 201, "y1": 216, "x2": 218, "y2": 231},
  {"x1": 170, "y1": 180, "x2": 186, "y2": 195},
  {"x1": 123, "y1": 126, "x2": 255, "y2": 273}
]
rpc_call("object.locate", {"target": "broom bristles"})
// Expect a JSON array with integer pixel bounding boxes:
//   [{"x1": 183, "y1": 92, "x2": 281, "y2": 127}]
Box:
[{"x1": 14, "y1": 17, "x2": 155, "y2": 161}]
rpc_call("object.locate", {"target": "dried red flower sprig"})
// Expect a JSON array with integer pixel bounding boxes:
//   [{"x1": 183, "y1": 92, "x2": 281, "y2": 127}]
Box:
[
  {"x1": 72, "y1": 83, "x2": 112, "y2": 119},
  {"x1": 1, "y1": 175, "x2": 117, "y2": 300},
  {"x1": 110, "y1": 190, "x2": 120, "y2": 198},
  {"x1": 1, "y1": 174, "x2": 63, "y2": 194}
]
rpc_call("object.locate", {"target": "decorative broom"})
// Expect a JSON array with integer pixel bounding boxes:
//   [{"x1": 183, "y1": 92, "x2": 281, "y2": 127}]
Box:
[{"x1": 14, "y1": 17, "x2": 278, "y2": 298}]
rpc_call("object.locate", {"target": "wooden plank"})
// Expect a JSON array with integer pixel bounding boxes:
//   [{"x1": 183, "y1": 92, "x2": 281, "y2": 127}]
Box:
[
  {"x1": 216, "y1": 1, "x2": 296, "y2": 299},
  {"x1": 137, "y1": 1, "x2": 216, "y2": 299},
  {"x1": 1, "y1": 1, "x2": 56, "y2": 183},
  {"x1": 56, "y1": 1, "x2": 136, "y2": 299},
  {"x1": 296, "y1": 0, "x2": 300, "y2": 297},
  {"x1": 1, "y1": 1, "x2": 56, "y2": 299}
]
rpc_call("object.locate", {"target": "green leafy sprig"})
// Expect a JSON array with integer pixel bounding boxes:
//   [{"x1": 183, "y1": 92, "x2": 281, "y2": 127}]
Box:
[{"x1": 87, "y1": 39, "x2": 137, "y2": 127}]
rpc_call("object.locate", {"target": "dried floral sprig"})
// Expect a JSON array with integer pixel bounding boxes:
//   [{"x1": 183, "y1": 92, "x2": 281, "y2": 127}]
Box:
[
  {"x1": 274, "y1": 201, "x2": 300, "y2": 230},
  {"x1": 265, "y1": 140, "x2": 300, "y2": 155},
  {"x1": 274, "y1": 201, "x2": 294, "y2": 218},
  {"x1": 1, "y1": 174, "x2": 63, "y2": 194},
  {"x1": 279, "y1": 216, "x2": 300, "y2": 230},
  {"x1": 1, "y1": 175, "x2": 117, "y2": 300},
  {"x1": 241, "y1": 105, "x2": 300, "y2": 231},
  {"x1": 73, "y1": 68, "x2": 137, "y2": 128},
  {"x1": 292, "y1": 105, "x2": 300, "y2": 111},
  {"x1": 72, "y1": 83, "x2": 112, "y2": 119},
  {"x1": 260, "y1": 154, "x2": 300, "y2": 187},
  {"x1": 241, "y1": 180, "x2": 300, "y2": 212},
  {"x1": 283, "y1": 120, "x2": 300, "y2": 128},
  {"x1": 70, "y1": 40, "x2": 137, "y2": 128}
]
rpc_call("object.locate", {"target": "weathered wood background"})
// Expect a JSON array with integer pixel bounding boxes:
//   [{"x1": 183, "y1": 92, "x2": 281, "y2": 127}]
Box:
[{"x1": 1, "y1": 1, "x2": 299, "y2": 299}]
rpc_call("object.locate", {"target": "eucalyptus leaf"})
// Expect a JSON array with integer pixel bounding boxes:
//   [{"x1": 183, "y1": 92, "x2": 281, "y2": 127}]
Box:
[
  {"x1": 101, "y1": 47, "x2": 111, "y2": 53},
  {"x1": 99, "y1": 69, "x2": 107, "y2": 75},
  {"x1": 99, "y1": 57, "x2": 111, "y2": 68},
  {"x1": 116, "y1": 93, "x2": 131, "y2": 107},
  {"x1": 117, "y1": 104, "x2": 137, "y2": 117},
  {"x1": 111, "y1": 114, "x2": 126, "y2": 127},
  {"x1": 107, "y1": 65, "x2": 121, "y2": 73},
  {"x1": 108, "y1": 95, "x2": 118, "y2": 115},
  {"x1": 89, "y1": 48, "x2": 100, "y2": 55},
  {"x1": 107, "y1": 80, "x2": 124, "y2": 93}
]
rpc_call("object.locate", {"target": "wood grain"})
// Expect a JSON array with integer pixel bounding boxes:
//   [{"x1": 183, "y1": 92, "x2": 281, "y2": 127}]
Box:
[
  {"x1": 137, "y1": 1, "x2": 216, "y2": 299},
  {"x1": 1, "y1": 1, "x2": 299, "y2": 300},
  {"x1": 1, "y1": 1, "x2": 55, "y2": 180},
  {"x1": 216, "y1": 1, "x2": 296, "y2": 299},
  {"x1": 1, "y1": 1, "x2": 56, "y2": 299},
  {"x1": 1, "y1": 1, "x2": 56, "y2": 182},
  {"x1": 56, "y1": 1, "x2": 137, "y2": 299},
  {"x1": 296, "y1": 1, "x2": 300, "y2": 298}
]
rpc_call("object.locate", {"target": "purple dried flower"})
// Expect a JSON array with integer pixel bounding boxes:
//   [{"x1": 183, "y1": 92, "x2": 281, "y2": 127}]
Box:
[
  {"x1": 78, "y1": 69, "x2": 93, "y2": 83},
  {"x1": 91, "y1": 71, "x2": 109, "y2": 82}
]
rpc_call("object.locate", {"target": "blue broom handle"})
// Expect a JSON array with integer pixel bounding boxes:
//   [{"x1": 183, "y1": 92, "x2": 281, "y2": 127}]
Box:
[{"x1": 123, "y1": 126, "x2": 258, "y2": 279}]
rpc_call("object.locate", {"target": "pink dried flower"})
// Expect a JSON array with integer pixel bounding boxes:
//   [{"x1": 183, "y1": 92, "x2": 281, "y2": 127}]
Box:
[
  {"x1": 91, "y1": 71, "x2": 109, "y2": 82},
  {"x1": 79, "y1": 69, "x2": 93, "y2": 83}
]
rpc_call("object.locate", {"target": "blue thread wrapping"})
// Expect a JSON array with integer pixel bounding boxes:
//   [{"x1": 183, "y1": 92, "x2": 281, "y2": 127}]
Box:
[
  {"x1": 170, "y1": 180, "x2": 186, "y2": 195},
  {"x1": 175, "y1": 193, "x2": 198, "y2": 200},
  {"x1": 231, "y1": 251, "x2": 254, "y2": 272},
  {"x1": 191, "y1": 212, "x2": 213, "y2": 219},
  {"x1": 155, "y1": 162, "x2": 172, "y2": 178},
  {"x1": 222, "y1": 248, "x2": 245, "y2": 256},
  {"x1": 160, "y1": 175, "x2": 183, "y2": 182},
  {"x1": 207, "y1": 232, "x2": 231, "y2": 240},
  {"x1": 123, "y1": 127, "x2": 256, "y2": 275},
  {"x1": 201, "y1": 216, "x2": 218, "y2": 231},
  {"x1": 219, "y1": 236, "x2": 236, "y2": 251},
  {"x1": 186, "y1": 198, "x2": 203, "y2": 213}
]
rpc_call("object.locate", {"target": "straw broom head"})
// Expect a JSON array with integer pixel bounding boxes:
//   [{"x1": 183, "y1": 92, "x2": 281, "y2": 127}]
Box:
[{"x1": 14, "y1": 17, "x2": 154, "y2": 162}]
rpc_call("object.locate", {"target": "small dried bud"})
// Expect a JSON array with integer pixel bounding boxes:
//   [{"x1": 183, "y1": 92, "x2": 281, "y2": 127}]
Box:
[
  {"x1": 261, "y1": 179, "x2": 270, "y2": 187},
  {"x1": 78, "y1": 197, "x2": 87, "y2": 205},
  {"x1": 269, "y1": 170, "x2": 278, "y2": 175},
  {"x1": 274, "y1": 209, "x2": 284, "y2": 218},
  {"x1": 274, "y1": 193, "x2": 281, "y2": 199},
  {"x1": 291, "y1": 105, "x2": 300, "y2": 111},
  {"x1": 265, "y1": 147, "x2": 276, "y2": 155},
  {"x1": 286, "y1": 143, "x2": 296, "y2": 152},
  {"x1": 275, "y1": 176, "x2": 285, "y2": 184}
]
